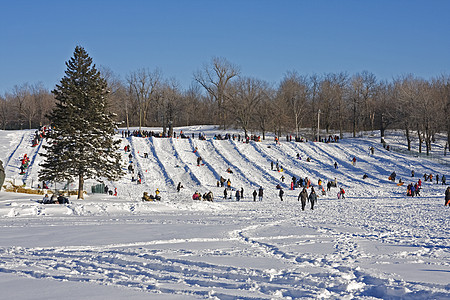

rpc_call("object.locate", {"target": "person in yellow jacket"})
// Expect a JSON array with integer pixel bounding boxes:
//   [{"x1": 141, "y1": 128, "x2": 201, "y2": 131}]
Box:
[{"x1": 155, "y1": 188, "x2": 161, "y2": 201}]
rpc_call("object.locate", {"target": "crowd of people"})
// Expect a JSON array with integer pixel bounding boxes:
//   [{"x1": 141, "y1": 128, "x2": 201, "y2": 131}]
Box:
[
  {"x1": 142, "y1": 189, "x2": 161, "y2": 201},
  {"x1": 41, "y1": 193, "x2": 69, "y2": 204},
  {"x1": 32, "y1": 126, "x2": 51, "y2": 147}
]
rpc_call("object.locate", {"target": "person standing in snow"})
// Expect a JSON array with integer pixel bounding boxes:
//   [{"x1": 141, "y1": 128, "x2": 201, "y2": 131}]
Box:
[
  {"x1": 352, "y1": 157, "x2": 357, "y2": 166},
  {"x1": 334, "y1": 162, "x2": 338, "y2": 169},
  {"x1": 298, "y1": 188, "x2": 308, "y2": 211},
  {"x1": 308, "y1": 188, "x2": 318, "y2": 210},
  {"x1": 445, "y1": 187, "x2": 450, "y2": 206},
  {"x1": 252, "y1": 190, "x2": 257, "y2": 202},
  {"x1": 235, "y1": 190, "x2": 241, "y2": 201},
  {"x1": 177, "y1": 182, "x2": 183, "y2": 192},
  {"x1": 442, "y1": 175, "x2": 446, "y2": 185},
  {"x1": 0, "y1": 160, "x2": 5, "y2": 191},
  {"x1": 279, "y1": 188, "x2": 284, "y2": 201},
  {"x1": 224, "y1": 188, "x2": 228, "y2": 199},
  {"x1": 258, "y1": 186, "x2": 264, "y2": 201},
  {"x1": 241, "y1": 187, "x2": 244, "y2": 199}
]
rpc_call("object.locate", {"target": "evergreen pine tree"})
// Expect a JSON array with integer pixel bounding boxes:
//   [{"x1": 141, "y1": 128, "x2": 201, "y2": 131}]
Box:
[{"x1": 39, "y1": 46, "x2": 123, "y2": 199}]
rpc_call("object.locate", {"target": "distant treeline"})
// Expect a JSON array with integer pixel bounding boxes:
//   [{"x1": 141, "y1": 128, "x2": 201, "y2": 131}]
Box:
[{"x1": 1, "y1": 57, "x2": 449, "y2": 153}]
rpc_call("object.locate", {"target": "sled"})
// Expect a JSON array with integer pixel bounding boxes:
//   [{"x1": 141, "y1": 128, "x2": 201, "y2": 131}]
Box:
[{"x1": 397, "y1": 182, "x2": 404, "y2": 186}]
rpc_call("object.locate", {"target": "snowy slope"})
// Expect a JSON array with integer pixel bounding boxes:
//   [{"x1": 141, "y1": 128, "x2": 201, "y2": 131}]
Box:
[{"x1": 0, "y1": 126, "x2": 449, "y2": 299}]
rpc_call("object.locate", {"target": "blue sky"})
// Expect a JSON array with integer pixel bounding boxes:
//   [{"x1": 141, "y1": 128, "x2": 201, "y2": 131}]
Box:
[{"x1": 1, "y1": 0, "x2": 449, "y2": 94}]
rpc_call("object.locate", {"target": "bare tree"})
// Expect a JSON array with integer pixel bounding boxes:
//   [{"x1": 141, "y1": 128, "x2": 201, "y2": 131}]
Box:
[
  {"x1": 308, "y1": 74, "x2": 321, "y2": 135},
  {"x1": 31, "y1": 83, "x2": 54, "y2": 127},
  {"x1": 278, "y1": 71, "x2": 309, "y2": 138},
  {"x1": 11, "y1": 83, "x2": 31, "y2": 129},
  {"x1": 395, "y1": 75, "x2": 421, "y2": 151},
  {"x1": 374, "y1": 81, "x2": 397, "y2": 143},
  {"x1": 228, "y1": 77, "x2": 268, "y2": 137},
  {"x1": 0, "y1": 95, "x2": 8, "y2": 129},
  {"x1": 127, "y1": 68, "x2": 162, "y2": 130},
  {"x1": 194, "y1": 57, "x2": 240, "y2": 129},
  {"x1": 180, "y1": 84, "x2": 204, "y2": 126},
  {"x1": 432, "y1": 75, "x2": 450, "y2": 154},
  {"x1": 253, "y1": 87, "x2": 276, "y2": 140},
  {"x1": 156, "y1": 79, "x2": 182, "y2": 136},
  {"x1": 349, "y1": 71, "x2": 377, "y2": 137}
]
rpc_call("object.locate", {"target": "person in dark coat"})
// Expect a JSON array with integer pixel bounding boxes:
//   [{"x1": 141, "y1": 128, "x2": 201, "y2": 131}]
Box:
[
  {"x1": 0, "y1": 160, "x2": 5, "y2": 190},
  {"x1": 279, "y1": 188, "x2": 284, "y2": 201},
  {"x1": 445, "y1": 187, "x2": 450, "y2": 206},
  {"x1": 298, "y1": 188, "x2": 308, "y2": 211},
  {"x1": 252, "y1": 190, "x2": 257, "y2": 202},
  {"x1": 308, "y1": 188, "x2": 318, "y2": 210},
  {"x1": 235, "y1": 190, "x2": 241, "y2": 201},
  {"x1": 57, "y1": 194, "x2": 69, "y2": 204},
  {"x1": 258, "y1": 186, "x2": 264, "y2": 201},
  {"x1": 177, "y1": 182, "x2": 183, "y2": 192}
]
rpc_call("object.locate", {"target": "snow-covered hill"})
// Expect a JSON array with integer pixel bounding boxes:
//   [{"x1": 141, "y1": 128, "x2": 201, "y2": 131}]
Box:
[{"x1": 0, "y1": 126, "x2": 449, "y2": 299}]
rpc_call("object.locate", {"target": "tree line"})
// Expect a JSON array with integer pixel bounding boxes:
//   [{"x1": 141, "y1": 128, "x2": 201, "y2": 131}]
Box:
[{"x1": 1, "y1": 57, "x2": 449, "y2": 154}]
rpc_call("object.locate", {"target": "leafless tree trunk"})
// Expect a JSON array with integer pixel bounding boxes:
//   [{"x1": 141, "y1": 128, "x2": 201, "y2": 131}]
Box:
[
  {"x1": 0, "y1": 95, "x2": 9, "y2": 130},
  {"x1": 228, "y1": 77, "x2": 268, "y2": 137},
  {"x1": 127, "y1": 68, "x2": 161, "y2": 130},
  {"x1": 254, "y1": 88, "x2": 275, "y2": 140},
  {"x1": 194, "y1": 57, "x2": 240, "y2": 129},
  {"x1": 278, "y1": 71, "x2": 309, "y2": 137}
]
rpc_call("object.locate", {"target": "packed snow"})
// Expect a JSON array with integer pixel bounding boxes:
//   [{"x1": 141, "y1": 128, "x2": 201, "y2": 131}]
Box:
[{"x1": 0, "y1": 126, "x2": 449, "y2": 299}]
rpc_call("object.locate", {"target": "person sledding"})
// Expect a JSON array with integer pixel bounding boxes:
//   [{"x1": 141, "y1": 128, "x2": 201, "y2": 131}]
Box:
[
  {"x1": 197, "y1": 156, "x2": 203, "y2": 166},
  {"x1": 192, "y1": 191, "x2": 201, "y2": 200},
  {"x1": 226, "y1": 167, "x2": 233, "y2": 174},
  {"x1": 21, "y1": 154, "x2": 30, "y2": 170},
  {"x1": 142, "y1": 192, "x2": 155, "y2": 201},
  {"x1": 41, "y1": 194, "x2": 50, "y2": 204},
  {"x1": 204, "y1": 191, "x2": 213, "y2": 202},
  {"x1": 389, "y1": 171, "x2": 396, "y2": 182},
  {"x1": 57, "y1": 193, "x2": 69, "y2": 204}
]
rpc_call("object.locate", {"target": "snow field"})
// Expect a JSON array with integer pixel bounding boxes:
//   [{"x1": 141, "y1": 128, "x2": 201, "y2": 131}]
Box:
[{"x1": 0, "y1": 126, "x2": 449, "y2": 299}]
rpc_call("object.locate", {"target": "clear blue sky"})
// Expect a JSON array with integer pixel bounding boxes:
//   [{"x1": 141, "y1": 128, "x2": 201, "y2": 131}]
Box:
[{"x1": 1, "y1": 0, "x2": 449, "y2": 94}]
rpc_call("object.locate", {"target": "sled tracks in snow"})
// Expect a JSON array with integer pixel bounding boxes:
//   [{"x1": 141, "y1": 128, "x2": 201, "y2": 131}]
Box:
[
  {"x1": 3, "y1": 134, "x2": 26, "y2": 172},
  {"x1": 1, "y1": 232, "x2": 448, "y2": 299}
]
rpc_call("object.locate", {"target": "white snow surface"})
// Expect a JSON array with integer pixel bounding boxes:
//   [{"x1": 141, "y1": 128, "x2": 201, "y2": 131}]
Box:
[{"x1": 0, "y1": 126, "x2": 449, "y2": 299}]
